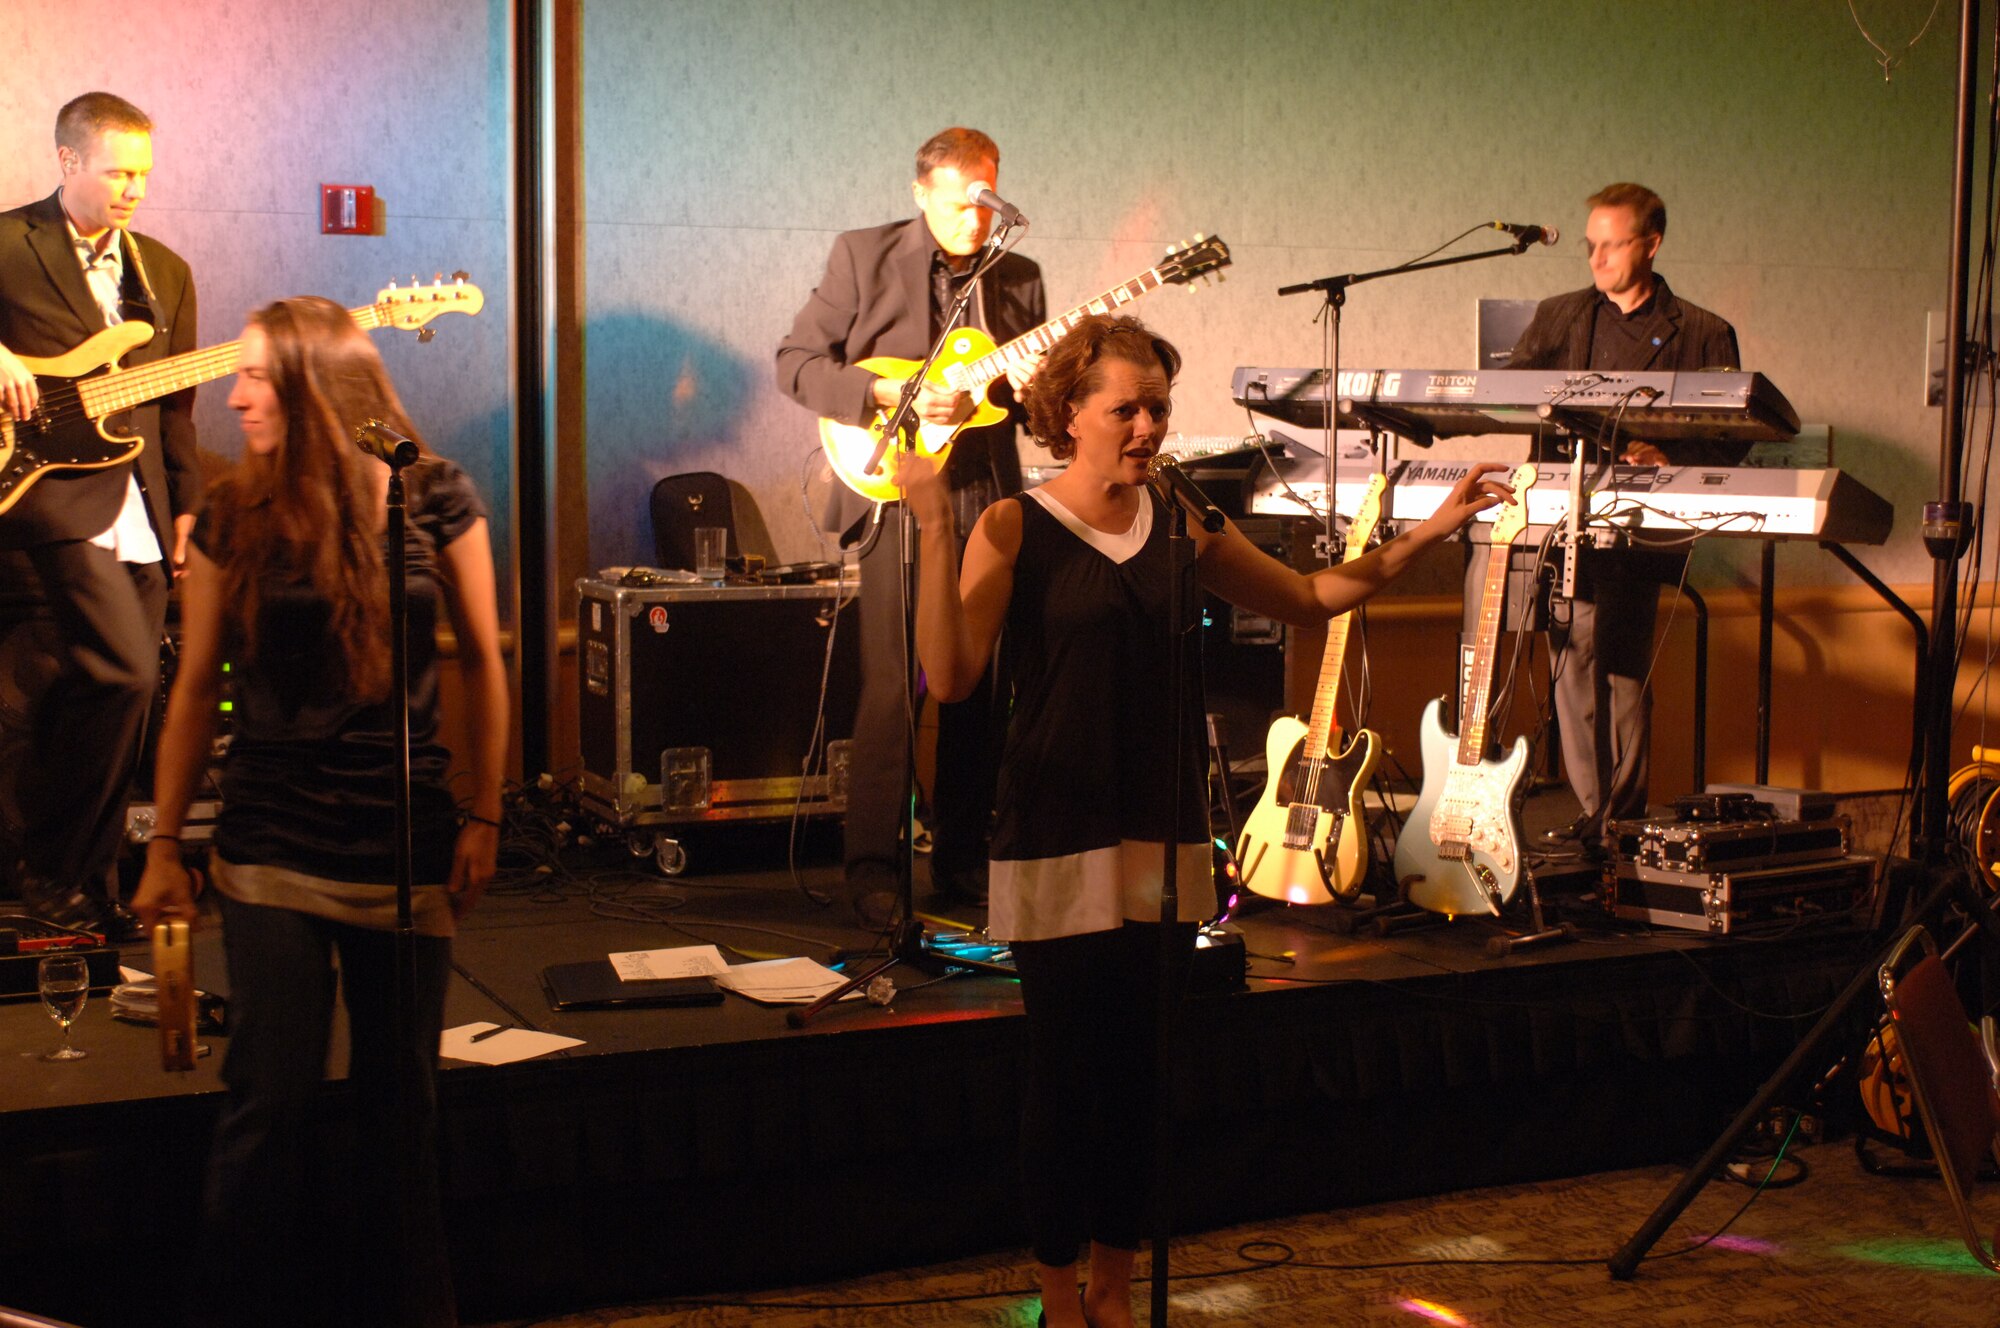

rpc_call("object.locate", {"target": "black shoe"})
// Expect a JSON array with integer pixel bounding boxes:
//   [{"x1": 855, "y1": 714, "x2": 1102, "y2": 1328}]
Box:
[
  {"x1": 1539, "y1": 815, "x2": 1595, "y2": 846},
  {"x1": 97, "y1": 899, "x2": 146, "y2": 945},
  {"x1": 852, "y1": 886, "x2": 900, "y2": 930},
  {"x1": 16, "y1": 870, "x2": 109, "y2": 941},
  {"x1": 929, "y1": 858, "x2": 989, "y2": 905}
]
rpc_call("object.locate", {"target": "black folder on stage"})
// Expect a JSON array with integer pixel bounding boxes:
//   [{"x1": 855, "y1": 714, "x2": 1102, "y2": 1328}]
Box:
[{"x1": 540, "y1": 959, "x2": 723, "y2": 1011}]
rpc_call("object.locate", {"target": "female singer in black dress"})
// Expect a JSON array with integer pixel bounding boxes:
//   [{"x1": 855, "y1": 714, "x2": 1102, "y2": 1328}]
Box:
[{"x1": 897, "y1": 314, "x2": 1511, "y2": 1328}]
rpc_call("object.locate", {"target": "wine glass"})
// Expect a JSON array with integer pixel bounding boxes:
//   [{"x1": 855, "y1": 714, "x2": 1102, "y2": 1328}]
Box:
[{"x1": 38, "y1": 954, "x2": 90, "y2": 1062}]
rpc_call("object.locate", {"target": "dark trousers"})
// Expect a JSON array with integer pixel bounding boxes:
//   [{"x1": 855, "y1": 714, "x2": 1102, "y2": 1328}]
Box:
[
  {"x1": 11, "y1": 542, "x2": 165, "y2": 891},
  {"x1": 1547, "y1": 561, "x2": 1664, "y2": 828},
  {"x1": 1462, "y1": 543, "x2": 1675, "y2": 831},
  {"x1": 845, "y1": 509, "x2": 1004, "y2": 887},
  {"x1": 201, "y1": 894, "x2": 457, "y2": 1328},
  {"x1": 1011, "y1": 921, "x2": 1195, "y2": 1267}
]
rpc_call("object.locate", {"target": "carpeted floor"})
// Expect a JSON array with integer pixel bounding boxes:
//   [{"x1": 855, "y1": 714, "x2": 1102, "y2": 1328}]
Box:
[{"x1": 474, "y1": 1137, "x2": 1997, "y2": 1327}]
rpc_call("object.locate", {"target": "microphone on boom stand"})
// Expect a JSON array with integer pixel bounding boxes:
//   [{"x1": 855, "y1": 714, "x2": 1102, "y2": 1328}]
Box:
[{"x1": 1145, "y1": 453, "x2": 1225, "y2": 533}]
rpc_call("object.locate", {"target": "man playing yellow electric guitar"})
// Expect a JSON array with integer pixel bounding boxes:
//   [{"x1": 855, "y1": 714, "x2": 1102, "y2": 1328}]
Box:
[{"x1": 775, "y1": 127, "x2": 1046, "y2": 920}]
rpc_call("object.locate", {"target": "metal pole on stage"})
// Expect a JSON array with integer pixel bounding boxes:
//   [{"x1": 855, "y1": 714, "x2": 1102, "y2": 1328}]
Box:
[
  {"x1": 509, "y1": 0, "x2": 561, "y2": 779},
  {"x1": 1920, "y1": 0, "x2": 1982, "y2": 862},
  {"x1": 1610, "y1": 0, "x2": 1985, "y2": 1278}
]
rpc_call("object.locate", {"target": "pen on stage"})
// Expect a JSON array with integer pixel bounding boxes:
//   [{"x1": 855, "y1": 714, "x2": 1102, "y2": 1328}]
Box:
[{"x1": 470, "y1": 1025, "x2": 512, "y2": 1043}]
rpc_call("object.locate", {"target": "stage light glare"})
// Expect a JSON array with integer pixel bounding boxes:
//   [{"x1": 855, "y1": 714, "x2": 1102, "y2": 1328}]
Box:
[
  {"x1": 1833, "y1": 1238, "x2": 1993, "y2": 1273},
  {"x1": 1397, "y1": 1298, "x2": 1470, "y2": 1325}
]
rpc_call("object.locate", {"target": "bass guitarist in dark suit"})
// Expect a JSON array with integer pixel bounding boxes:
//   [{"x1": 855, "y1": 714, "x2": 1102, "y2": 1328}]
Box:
[
  {"x1": 1486, "y1": 181, "x2": 1741, "y2": 851},
  {"x1": 0, "y1": 92, "x2": 198, "y2": 939},
  {"x1": 776, "y1": 127, "x2": 1045, "y2": 924}
]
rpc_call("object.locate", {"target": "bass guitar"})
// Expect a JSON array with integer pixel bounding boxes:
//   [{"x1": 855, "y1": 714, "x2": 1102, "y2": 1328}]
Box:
[
  {"x1": 1235, "y1": 473, "x2": 1388, "y2": 904},
  {"x1": 820, "y1": 235, "x2": 1230, "y2": 503},
  {"x1": 0, "y1": 274, "x2": 485, "y2": 516},
  {"x1": 1393, "y1": 461, "x2": 1540, "y2": 917}
]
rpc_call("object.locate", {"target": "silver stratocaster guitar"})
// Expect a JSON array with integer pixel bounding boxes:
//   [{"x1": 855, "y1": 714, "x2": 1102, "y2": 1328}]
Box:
[{"x1": 1393, "y1": 461, "x2": 1540, "y2": 917}]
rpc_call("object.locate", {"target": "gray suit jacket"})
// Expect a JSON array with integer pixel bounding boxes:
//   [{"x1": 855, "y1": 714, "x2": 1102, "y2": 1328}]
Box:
[{"x1": 776, "y1": 216, "x2": 1044, "y2": 537}]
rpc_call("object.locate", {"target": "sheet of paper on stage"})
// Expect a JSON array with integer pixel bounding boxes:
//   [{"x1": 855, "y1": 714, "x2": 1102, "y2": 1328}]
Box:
[
  {"x1": 441, "y1": 1022, "x2": 584, "y2": 1064},
  {"x1": 609, "y1": 944, "x2": 728, "y2": 982},
  {"x1": 712, "y1": 956, "x2": 859, "y2": 1005}
]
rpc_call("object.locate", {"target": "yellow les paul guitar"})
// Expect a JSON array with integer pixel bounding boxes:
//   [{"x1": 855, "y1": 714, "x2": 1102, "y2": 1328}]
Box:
[
  {"x1": 1235, "y1": 474, "x2": 1389, "y2": 904},
  {"x1": 819, "y1": 235, "x2": 1230, "y2": 502},
  {"x1": 0, "y1": 274, "x2": 485, "y2": 517}
]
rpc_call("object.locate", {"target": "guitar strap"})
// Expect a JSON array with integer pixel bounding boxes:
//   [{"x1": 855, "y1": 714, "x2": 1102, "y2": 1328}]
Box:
[{"x1": 121, "y1": 230, "x2": 167, "y2": 342}]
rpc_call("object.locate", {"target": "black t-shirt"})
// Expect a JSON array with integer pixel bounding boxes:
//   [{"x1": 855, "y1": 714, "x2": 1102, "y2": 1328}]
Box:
[{"x1": 192, "y1": 458, "x2": 487, "y2": 884}]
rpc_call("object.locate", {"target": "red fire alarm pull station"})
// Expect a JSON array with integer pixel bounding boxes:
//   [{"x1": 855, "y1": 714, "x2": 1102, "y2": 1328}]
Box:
[{"x1": 321, "y1": 184, "x2": 375, "y2": 235}]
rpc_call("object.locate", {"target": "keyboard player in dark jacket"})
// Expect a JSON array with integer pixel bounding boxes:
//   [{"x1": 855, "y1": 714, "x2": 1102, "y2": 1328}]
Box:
[{"x1": 1487, "y1": 181, "x2": 1743, "y2": 850}]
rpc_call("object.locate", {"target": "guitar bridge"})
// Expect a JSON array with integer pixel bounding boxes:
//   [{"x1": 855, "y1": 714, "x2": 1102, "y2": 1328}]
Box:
[{"x1": 1281, "y1": 803, "x2": 1322, "y2": 850}]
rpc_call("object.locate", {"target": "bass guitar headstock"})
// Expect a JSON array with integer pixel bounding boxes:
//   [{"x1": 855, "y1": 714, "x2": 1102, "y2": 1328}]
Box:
[{"x1": 373, "y1": 271, "x2": 485, "y2": 341}]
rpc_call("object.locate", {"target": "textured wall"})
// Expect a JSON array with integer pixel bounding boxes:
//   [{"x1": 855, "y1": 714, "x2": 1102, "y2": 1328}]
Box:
[
  {"x1": 581, "y1": 0, "x2": 1957, "y2": 593},
  {"x1": 0, "y1": 1, "x2": 1966, "y2": 604},
  {"x1": 0, "y1": 0, "x2": 514, "y2": 599}
]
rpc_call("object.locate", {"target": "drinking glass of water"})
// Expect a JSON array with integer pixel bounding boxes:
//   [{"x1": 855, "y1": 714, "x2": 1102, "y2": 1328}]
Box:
[{"x1": 38, "y1": 954, "x2": 89, "y2": 1062}]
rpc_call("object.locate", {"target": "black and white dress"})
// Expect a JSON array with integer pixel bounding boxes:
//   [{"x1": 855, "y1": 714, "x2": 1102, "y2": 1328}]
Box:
[{"x1": 987, "y1": 486, "x2": 1215, "y2": 941}]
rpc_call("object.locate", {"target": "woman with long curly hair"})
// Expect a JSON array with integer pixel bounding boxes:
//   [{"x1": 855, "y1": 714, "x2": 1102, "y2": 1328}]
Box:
[
  {"x1": 898, "y1": 313, "x2": 1512, "y2": 1328},
  {"x1": 135, "y1": 295, "x2": 506, "y2": 1327}
]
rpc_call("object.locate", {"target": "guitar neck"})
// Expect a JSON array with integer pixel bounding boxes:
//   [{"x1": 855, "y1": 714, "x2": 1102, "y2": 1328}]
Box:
[
  {"x1": 75, "y1": 300, "x2": 390, "y2": 422},
  {"x1": 1455, "y1": 546, "x2": 1513, "y2": 767},
  {"x1": 960, "y1": 268, "x2": 1176, "y2": 389},
  {"x1": 1302, "y1": 613, "x2": 1356, "y2": 760},
  {"x1": 1302, "y1": 479, "x2": 1386, "y2": 762}
]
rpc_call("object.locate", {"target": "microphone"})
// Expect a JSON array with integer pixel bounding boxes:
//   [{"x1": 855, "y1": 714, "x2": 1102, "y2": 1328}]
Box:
[
  {"x1": 965, "y1": 180, "x2": 1027, "y2": 226},
  {"x1": 355, "y1": 418, "x2": 420, "y2": 468},
  {"x1": 1490, "y1": 220, "x2": 1560, "y2": 247},
  {"x1": 1145, "y1": 453, "x2": 1225, "y2": 533}
]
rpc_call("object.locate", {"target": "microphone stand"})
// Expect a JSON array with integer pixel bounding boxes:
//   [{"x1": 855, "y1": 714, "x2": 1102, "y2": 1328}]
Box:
[
  {"x1": 791, "y1": 220, "x2": 1024, "y2": 1029},
  {"x1": 381, "y1": 445, "x2": 427, "y2": 1317},
  {"x1": 1278, "y1": 238, "x2": 1539, "y2": 571},
  {"x1": 1149, "y1": 490, "x2": 1201, "y2": 1328}
]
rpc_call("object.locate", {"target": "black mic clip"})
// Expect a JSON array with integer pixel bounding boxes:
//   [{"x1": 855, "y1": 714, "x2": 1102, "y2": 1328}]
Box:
[
  {"x1": 355, "y1": 418, "x2": 421, "y2": 469},
  {"x1": 1145, "y1": 454, "x2": 1225, "y2": 533}
]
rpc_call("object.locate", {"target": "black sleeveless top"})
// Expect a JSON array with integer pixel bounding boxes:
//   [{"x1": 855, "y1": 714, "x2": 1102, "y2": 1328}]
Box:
[{"x1": 990, "y1": 488, "x2": 1210, "y2": 864}]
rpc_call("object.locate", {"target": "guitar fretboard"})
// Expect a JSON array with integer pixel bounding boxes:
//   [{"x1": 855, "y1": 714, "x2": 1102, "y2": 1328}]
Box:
[
  {"x1": 1303, "y1": 479, "x2": 1387, "y2": 761},
  {"x1": 1455, "y1": 468, "x2": 1534, "y2": 768},
  {"x1": 947, "y1": 269, "x2": 1174, "y2": 392},
  {"x1": 73, "y1": 301, "x2": 401, "y2": 422},
  {"x1": 1455, "y1": 543, "x2": 1512, "y2": 769}
]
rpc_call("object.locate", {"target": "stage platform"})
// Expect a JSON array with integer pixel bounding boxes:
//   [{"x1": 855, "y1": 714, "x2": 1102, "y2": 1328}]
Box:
[{"x1": 0, "y1": 810, "x2": 1893, "y2": 1327}]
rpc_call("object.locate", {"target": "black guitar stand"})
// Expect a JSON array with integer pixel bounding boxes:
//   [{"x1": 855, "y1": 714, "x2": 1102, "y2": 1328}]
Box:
[{"x1": 1483, "y1": 869, "x2": 1576, "y2": 956}]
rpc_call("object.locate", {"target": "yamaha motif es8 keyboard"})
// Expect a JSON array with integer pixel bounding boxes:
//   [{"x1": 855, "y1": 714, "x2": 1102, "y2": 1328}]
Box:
[
  {"x1": 1246, "y1": 456, "x2": 1894, "y2": 545},
  {"x1": 1231, "y1": 366, "x2": 1802, "y2": 445}
]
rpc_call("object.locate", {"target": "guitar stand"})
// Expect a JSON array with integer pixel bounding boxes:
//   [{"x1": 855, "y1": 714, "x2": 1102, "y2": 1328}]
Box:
[
  {"x1": 1366, "y1": 893, "x2": 1444, "y2": 937},
  {"x1": 1483, "y1": 869, "x2": 1575, "y2": 957}
]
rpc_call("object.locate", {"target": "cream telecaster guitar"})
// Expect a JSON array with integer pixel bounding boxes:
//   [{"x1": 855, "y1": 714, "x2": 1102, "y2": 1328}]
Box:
[
  {"x1": 1235, "y1": 474, "x2": 1388, "y2": 904},
  {"x1": 0, "y1": 274, "x2": 485, "y2": 516},
  {"x1": 820, "y1": 235, "x2": 1230, "y2": 502},
  {"x1": 1393, "y1": 461, "x2": 1540, "y2": 917}
]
